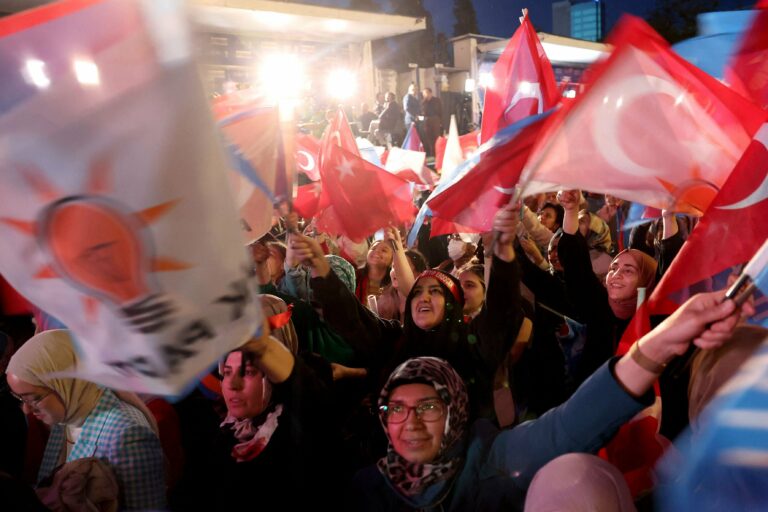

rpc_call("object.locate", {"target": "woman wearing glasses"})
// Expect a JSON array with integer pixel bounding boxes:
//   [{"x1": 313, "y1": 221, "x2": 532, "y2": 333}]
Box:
[
  {"x1": 5, "y1": 329, "x2": 165, "y2": 511},
  {"x1": 348, "y1": 288, "x2": 747, "y2": 511}
]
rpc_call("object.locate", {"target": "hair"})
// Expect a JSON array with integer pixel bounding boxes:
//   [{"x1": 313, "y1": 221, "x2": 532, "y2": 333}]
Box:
[
  {"x1": 405, "y1": 249, "x2": 428, "y2": 274},
  {"x1": 539, "y1": 202, "x2": 564, "y2": 230},
  {"x1": 423, "y1": 87, "x2": 433, "y2": 94},
  {"x1": 458, "y1": 264, "x2": 485, "y2": 290},
  {"x1": 266, "y1": 241, "x2": 287, "y2": 261}
]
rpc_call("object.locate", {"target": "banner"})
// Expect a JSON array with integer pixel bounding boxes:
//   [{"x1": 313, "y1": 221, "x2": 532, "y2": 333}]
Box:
[{"x1": 0, "y1": 0, "x2": 262, "y2": 395}]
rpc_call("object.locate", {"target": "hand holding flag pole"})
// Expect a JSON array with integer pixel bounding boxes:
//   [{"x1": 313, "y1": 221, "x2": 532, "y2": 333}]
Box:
[{"x1": 724, "y1": 238, "x2": 768, "y2": 307}]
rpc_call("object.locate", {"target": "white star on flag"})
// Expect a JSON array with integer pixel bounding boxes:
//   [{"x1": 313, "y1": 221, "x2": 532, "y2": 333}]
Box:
[{"x1": 337, "y1": 157, "x2": 355, "y2": 180}]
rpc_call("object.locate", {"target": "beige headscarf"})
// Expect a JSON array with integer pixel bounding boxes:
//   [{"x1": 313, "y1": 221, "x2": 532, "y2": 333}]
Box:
[
  {"x1": 259, "y1": 294, "x2": 299, "y2": 355},
  {"x1": 6, "y1": 330, "x2": 158, "y2": 433}
]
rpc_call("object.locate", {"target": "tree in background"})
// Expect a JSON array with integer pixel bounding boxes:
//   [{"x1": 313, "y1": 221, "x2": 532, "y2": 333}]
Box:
[
  {"x1": 382, "y1": 0, "x2": 436, "y2": 70},
  {"x1": 453, "y1": 0, "x2": 479, "y2": 36}
]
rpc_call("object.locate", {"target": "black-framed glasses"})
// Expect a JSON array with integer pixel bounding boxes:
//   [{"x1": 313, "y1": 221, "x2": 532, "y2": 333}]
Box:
[
  {"x1": 379, "y1": 400, "x2": 445, "y2": 424},
  {"x1": 10, "y1": 389, "x2": 52, "y2": 408}
]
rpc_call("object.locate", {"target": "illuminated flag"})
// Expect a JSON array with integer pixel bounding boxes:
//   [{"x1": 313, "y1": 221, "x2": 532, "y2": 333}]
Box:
[
  {"x1": 480, "y1": 10, "x2": 559, "y2": 144},
  {"x1": 521, "y1": 16, "x2": 765, "y2": 214},
  {"x1": 295, "y1": 132, "x2": 321, "y2": 182},
  {"x1": 0, "y1": 0, "x2": 262, "y2": 395}
]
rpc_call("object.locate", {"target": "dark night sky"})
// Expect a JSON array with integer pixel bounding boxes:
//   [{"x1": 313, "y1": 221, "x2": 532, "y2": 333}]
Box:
[{"x1": 305, "y1": 0, "x2": 755, "y2": 39}]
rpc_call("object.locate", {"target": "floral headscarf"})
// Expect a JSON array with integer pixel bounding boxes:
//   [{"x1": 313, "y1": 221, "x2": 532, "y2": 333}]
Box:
[{"x1": 377, "y1": 357, "x2": 469, "y2": 501}]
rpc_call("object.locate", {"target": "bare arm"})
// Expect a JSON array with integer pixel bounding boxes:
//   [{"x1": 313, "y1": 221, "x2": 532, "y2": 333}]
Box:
[
  {"x1": 386, "y1": 226, "x2": 415, "y2": 297},
  {"x1": 558, "y1": 189, "x2": 581, "y2": 235}
]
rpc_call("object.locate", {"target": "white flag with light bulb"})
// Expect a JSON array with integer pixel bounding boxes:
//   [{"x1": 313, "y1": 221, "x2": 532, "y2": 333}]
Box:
[{"x1": 0, "y1": 0, "x2": 262, "y2": 395}]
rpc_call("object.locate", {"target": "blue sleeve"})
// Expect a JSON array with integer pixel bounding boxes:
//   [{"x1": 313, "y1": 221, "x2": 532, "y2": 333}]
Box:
[
  {"x1": 482, "y1": 358, "x2": 653, "y2": 489},
  {"x1": 110, "y1": 425, "x2": 166, "y2": 510}
]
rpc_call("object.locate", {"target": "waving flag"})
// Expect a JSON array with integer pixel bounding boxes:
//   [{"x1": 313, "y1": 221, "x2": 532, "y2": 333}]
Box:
[
  {"x1": 724, "y1": 2, "x2": 768, "y2": 109},
  {"x1": 314, "y1": 143, "x2": 415, "y2": 241},
  {"x1": 295, "y1": 132, "x2": 321, "y2": 182},
  {"x1": 435, "y1": 129, "x2": 479, "y2": 172},
  {"x1": 649, "y1": 123, "x2": 768, "y2": 314},
  {"x1": 318, "y1": 108, "x2": 360, "y2": 171},
  {"x1": 427, "y1": 111, "x2": 553, "y2": 232},
  {"x1": 480, "y1": 10, "x2": 559, "y2": 144},
  {"x1": 213, "y1": 94, "x2": 284, "y2": 244},
  {"x1": 402, "y1": 122, "x2": 424, "y2": 152},
  {"x1": 521, "y1": 16, "x2": 765, "y2": 214},
  {"x1": 0, "y1": 0, "x2": 261, "y2": 395}
]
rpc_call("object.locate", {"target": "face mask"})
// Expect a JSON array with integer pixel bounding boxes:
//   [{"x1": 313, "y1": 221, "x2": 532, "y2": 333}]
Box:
[{"x1": 447, "y1": 240, "x2": 467, "y2": 261}]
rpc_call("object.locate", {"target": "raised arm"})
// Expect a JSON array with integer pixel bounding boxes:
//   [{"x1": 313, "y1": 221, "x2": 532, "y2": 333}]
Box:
[{"x1": 386, "y1": 226, "x2": 415, "y2": 297}]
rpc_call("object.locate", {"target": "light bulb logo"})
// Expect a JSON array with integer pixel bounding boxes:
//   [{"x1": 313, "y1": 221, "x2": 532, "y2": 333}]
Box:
[{"x1": 1, "y1": 159, "x2": 191, "y2": 332}]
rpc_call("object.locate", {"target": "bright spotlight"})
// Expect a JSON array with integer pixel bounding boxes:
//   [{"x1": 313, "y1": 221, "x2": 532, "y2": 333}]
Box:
[
  {"x1": 73, "y1": 59, "x2": 100, "y2": 86},
  {"x1": 326, "y1": 69, "x2": 357, "y2": 100},
  {"x1": 23, "y1": 59, "x2": 50, "y2": 89},
  {"x1": 464, "y1": 78, "x2": 476, "y2": 93},
  {"x1": 478, "y1": 72, "x2": 494, "y2": 88},
  {"x1": 258, "y1": 53, "x2": 306, "y2": 100}
]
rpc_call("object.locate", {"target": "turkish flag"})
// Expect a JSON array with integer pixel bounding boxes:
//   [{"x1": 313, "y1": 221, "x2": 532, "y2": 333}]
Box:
[
  {"x1": 521, "y1": 16, "x2": 765, "y2": 215},
  {"x1": 295, "y1": 132, "x2": 321, "y2": 182},
  {"x1": 649, "y1": 122, "x2": 768, "y2": 314},
  {"x1": 293, "y1": 182, "x2": 323, "y2": 219},
  {"x1": 318, "y1": 108, "x2": 360, "y2": 173},
  {"x1": 435, "y1": 130, "x2": 479, "y2": 172},
  {"x1": 480, "y1": 11, "x2": 559, "y2": 144},
  {"x1": 428, "y1": 112, "x2": 552, "y2": 232},
  {"x1": 314, "y1": 144, "x2": 415, "y2": 241},
  {"x1": 724, "y1": 3, "x2": 768, "y2": 110}
]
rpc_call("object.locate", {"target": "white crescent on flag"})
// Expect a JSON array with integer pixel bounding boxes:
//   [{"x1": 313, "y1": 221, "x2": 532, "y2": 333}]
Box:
[{"x1": 296, "y1": 150, "x2": 315, "y2": 172}]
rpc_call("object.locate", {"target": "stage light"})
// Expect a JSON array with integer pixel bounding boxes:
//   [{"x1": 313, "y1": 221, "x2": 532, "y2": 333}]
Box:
[{"x1": 325, "y1": 69, "x2": 357, "y2": 100}]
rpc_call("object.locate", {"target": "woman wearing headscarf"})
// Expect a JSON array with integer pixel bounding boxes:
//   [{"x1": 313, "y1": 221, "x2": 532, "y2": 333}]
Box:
[
  {"x1": 347, "y1": 289, "x2": 746, "y2": 511},
  {"x1": 292, "y1": 204, "x2": 523, "y2": 421},
  {"x1": 556, "y1": 190, "x2": 661, "y2": 384},
  {"x1": 201, "y1": 304, "x2": 339, "y2": 509},
  {"x1": 355, "y1": 239, "x2": 395, "y2": 305},
  {"x1": 5, "y1": 330, "x2": 165, "y2": 511}
]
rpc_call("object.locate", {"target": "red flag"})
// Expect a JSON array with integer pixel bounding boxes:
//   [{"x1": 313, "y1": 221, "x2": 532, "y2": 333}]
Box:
[
  {"x1": 521, "y1": 16, "x2": 765, "y2": 215},
  {"x1": 435, "y1": 130, "x2": 479, "y2": 172},
  {"x1": 648, "y1": 123, "x2": 768, "y2": 316},
  {"x1": 724, "y1": 4, "x2": 768, "y2": 110},
  {"x1": 402, "y1": 122, "x2": 424, "y2": 152},
  {"x1": 293, "y1": 182, "x2": 322, "y2": 219},
  {"x1": 318, "y1": 108, "x2": 360, "y2": 172},
  {"x1": 428, "y1": 113, "x2": 552, "y2": 232},
  {"x1": 295, "y1": 132, "x2": 321, "y2": 182},
  {"x1": 314, "y1": 144, "x2": 415, "y2": 241},
  {"x1": 480, "y1": 11, "x2": 559, "y2": 144}
]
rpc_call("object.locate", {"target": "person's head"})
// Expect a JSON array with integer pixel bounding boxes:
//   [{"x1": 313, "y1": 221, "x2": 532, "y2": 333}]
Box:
[
  {"x1": 605, "y1": 249, "x2": 657, "y2": 316},
  {"x1": 385, "y1": 92, "x2": 396, "y2": 102},
  {"x1": 6, "y1": 330, "x2": 103, "y2": 426},
  {"x1": 378, "y1": 357, "x2": 468, "y2": 493},
  {"x1": 538, "y1": 202, "x2": 564, "y2": 232},
  {"x1": 447, "y1": 233, "x2": 477, "y2": 263},
  {"x1": 327, "y1": 254, "x2": 356, "y2": 294},
  {"x1": 405, "y1": 270, "x2": 463, "y2": 331},
  {"x1": 260, "y1": 294, "x2": 298, "y2": 355},
  {"x1": 266, "y1": 241, "x2": 287, "y2": 282},
  {"x1": 390, "y1": 249, "x2": 428, "y2": 290},
  {"x1": 366, "y1": 240, "x2": 394, "y2": 270},
  {"x1": 548, "y1": 230, "x2": 564, "y2": 273},
  {"x1": 360, "y1": 102, "x2": 371, "y2": 113},
  {"x1": 408, "y1": 83, "x2": 417, "y2": 95},
  {"x1": 422, "y1": 87, "x2": 433, "y2": 99},
  {"x1": 458, "y1": 265, "x2": 485, "y2": 315},
  {"x1": 376, "y1": 92, "x2": 384, "y2": 104}
]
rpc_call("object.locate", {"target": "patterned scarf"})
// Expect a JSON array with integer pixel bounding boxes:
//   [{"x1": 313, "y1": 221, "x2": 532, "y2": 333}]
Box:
[
  {"x1": 221, "y1": 403, "x2": 284, "y2": 463},
  {"x1": 377, "y1": 357, "x2": 469, "y2": 500}
]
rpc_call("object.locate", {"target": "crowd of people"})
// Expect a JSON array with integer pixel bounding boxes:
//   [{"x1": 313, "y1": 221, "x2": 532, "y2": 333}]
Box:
[{"x1": 0, "y1": 181, "x2": 762, "y2": 511}]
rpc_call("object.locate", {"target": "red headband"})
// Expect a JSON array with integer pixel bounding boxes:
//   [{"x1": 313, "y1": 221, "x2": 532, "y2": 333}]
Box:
[{"x1": 417, "y1": 270, "x2": 462, "y2": 304}]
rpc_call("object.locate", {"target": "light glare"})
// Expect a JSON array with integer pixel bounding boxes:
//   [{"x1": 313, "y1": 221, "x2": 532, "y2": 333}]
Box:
[
  {"x1": 326, "y1": 69, "x2": 357, "y2": 100},
  {"x1": 74, "y1": 59, "x2": 100, "y2": 86},
  {"x1": 258, "y1": 53, "x2": 306, "y2": 100},
  {"x1": 24, "y1": 59, "x2": 50, "y2": 89}
]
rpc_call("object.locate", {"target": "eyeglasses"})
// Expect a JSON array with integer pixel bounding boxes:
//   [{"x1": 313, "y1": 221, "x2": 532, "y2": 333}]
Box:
[
  {"x1": 379, "y1": 400, "x2": 445, "y2": 424},
  {"x1": 10, "y1": 389, "x2": 52, "y2": 408}
]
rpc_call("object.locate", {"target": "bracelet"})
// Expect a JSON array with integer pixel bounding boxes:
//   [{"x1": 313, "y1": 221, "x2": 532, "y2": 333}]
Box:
[{"x1": 629, "y1": 342, "x2": 667, "y2": 374}]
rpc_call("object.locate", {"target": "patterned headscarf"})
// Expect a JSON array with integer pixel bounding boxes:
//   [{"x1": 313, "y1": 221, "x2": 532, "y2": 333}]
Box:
[
  {"x1": 326, "y1": 255, "x2": 356, "y2": 294},
  {"x1": 377, "y1": 357, "x2": 469, "y2": 500}
]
